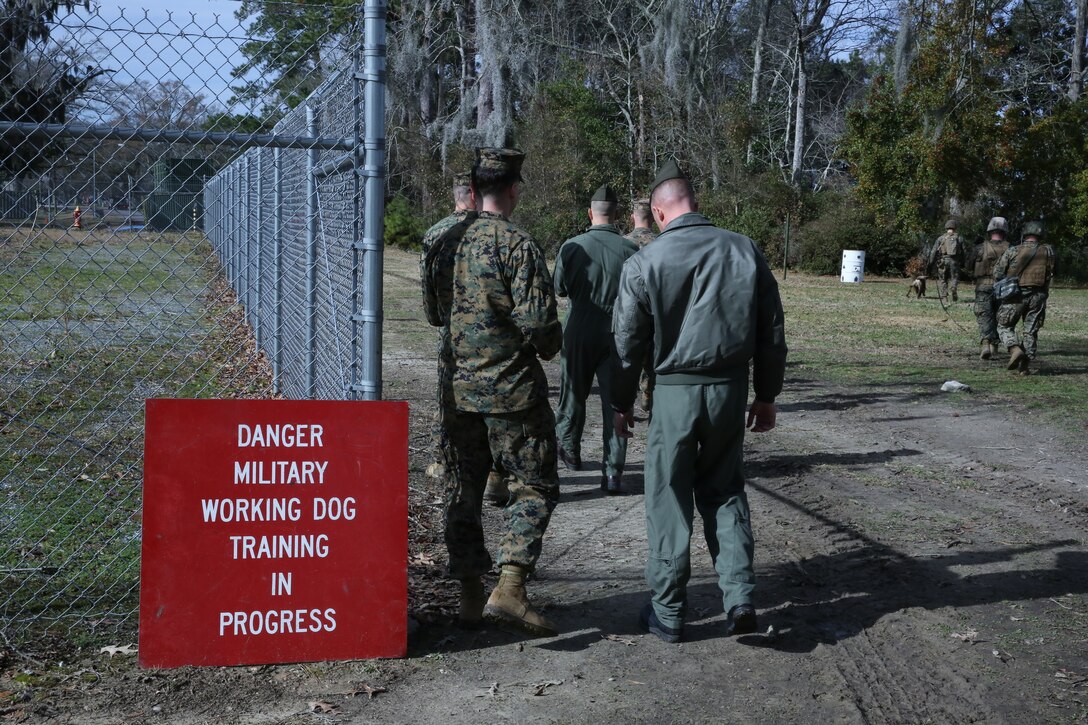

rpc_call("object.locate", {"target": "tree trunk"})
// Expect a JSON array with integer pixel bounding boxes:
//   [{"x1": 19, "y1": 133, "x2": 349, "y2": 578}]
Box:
[
  {"x1": 419, "y1": 0, "x2": 437, "y2": 124},
  {"x1": 1072, "y1": 0, "x2": 1086, "y2": 101},
  {"x1": 791, "y1": 32, "x2": 807, "y2": 188},
  {"x1": 893, "y1": 0, "x2": 915, "y2": 97},
  {"x1": 475, "y1": 0, "x2": 493, "y2": 130},
  {"x1": 747, "y1": 0, "x2": 772, "y2": 164},
  {"x1": 749, "y1": 0, "x2": 771, "y2": 107}
]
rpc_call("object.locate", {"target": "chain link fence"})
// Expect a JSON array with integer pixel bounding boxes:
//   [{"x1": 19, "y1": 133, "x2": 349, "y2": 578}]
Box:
[{"x1": 0, "y1": 1, "x2": 386, "y2": 650}]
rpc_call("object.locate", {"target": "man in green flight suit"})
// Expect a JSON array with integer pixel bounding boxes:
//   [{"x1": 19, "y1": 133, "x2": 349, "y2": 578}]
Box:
[
  {"x1": 441, "y1": 147, "x2": 563, "y2": 636},
  {"x1": 420, "y1": 174, "x2": 509, "y2": 507},
  {"x1": 554, "y1": 185, "x2": 639, "y2": 494},
  {"x1": 611, "y1": 160, "x2": 787, "y2": 643},
  {"x1": 966, "y1": 216, "x2": 1010, "y2": 360},
  {"x1": 625, "y1": 199, "x2": 657, "y2": 412},
  {"x1": 993, "y1": 220, "x2": 1057, "y2": 375}
]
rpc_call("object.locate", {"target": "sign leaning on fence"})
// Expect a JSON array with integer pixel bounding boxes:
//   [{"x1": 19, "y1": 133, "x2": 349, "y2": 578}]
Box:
[{"x1": 139, "y1": 399, "x2": 407, "y2": 668}]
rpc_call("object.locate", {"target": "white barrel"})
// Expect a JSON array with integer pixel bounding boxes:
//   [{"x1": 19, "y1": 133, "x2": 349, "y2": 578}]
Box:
[{"x1": 840, "y1": 250, "x2": 865, "y2": 283}]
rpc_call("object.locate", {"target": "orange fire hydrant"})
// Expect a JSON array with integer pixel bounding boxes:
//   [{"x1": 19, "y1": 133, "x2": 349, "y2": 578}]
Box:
[{"x1": 73, "y1": 206, "x2": 82, "y2": 229}]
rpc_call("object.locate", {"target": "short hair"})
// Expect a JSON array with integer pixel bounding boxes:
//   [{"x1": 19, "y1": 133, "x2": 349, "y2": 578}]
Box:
[
  {"x1": 590, "y1": 200, "x2": 617, "y2": 218},
  {"x1": 632, "y1": 205, "x2": 653, "y2": 223},
  {"x1": 453, "y1": 184, "x2": 472, "y2": 207},
  {"x1": 472, "y1": 165, "x2": 519, "y2": 197},
  {"x1": 650, "y1": 177, "x2": 695, "y2": 209}
]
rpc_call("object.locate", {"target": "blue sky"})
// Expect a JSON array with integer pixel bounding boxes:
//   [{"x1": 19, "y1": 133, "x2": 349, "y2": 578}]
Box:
[{"x1": 62, "y1": 1, "x2": 255, "y2": 112}]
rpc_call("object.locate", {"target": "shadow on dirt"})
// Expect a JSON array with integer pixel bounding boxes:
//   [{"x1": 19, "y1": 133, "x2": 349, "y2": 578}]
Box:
[
  {"x1": 748, "y1": 447, "x2": 922, "y2": 474},
  {"x1": 411, "y1": 474, "x2": 1086, "y2": 658},
  {"x1": 724, "y1": 479, "x2": 1088, "y2": 653}
]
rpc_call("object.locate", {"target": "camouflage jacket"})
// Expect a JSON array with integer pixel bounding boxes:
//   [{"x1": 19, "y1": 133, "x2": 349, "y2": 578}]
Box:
[
  {"x1": 625, "y1": 226, "x2": 657, "y2": 248},
  {"x1": 930, "y1": 231, "x2": 965, "y2": 264},
  {"x1": 449, "y1": 211, "x2": 562, "y2": 413},
  {"x1": 421, "y1": 210, "x2": 476, "y2": 328},
  {"x1": 993, "y1": 242, "x2": 1056, "y2": 290},
  {"x1": 967, "y1": 239, "x2": 1009, "y2": 289}
]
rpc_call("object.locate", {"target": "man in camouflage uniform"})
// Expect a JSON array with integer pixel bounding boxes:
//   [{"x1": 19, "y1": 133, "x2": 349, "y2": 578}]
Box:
[
  {"x1": 626, "y1": 198, "x2": 656, "y2": 248},
  {"x1": 440, "y1": 148, "x2": 563, "y2": 636},
  {"x1": 993, "y1": 220, "x2": 1057, "y2": 375},
  {"x1": 420, "y1": 176, "x2": 509, "y2": 507},
  {"x1": 611, "y1": 160, "x2": 787, "y2": 643},
  {"x1": 625, "y1": 199, "x2": 657, "y2": 412},
  {"x1": 967, "y1": 217, "x2": 1010, "y2": 360},
  {"x1": 554, "y1": 185, "x2": 639, "y2": 494},
  {"x1": 929, "y1": 218, "x2": 965, "y2": 302}
]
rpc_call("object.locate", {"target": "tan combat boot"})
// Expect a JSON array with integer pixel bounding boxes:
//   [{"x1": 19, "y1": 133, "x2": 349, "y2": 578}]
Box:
[
  {"x1": 1007, "y1": 345, "x2": 1026, "y2": 371},
  {"x1": 980, "y1": 341, "x2": 992, "y2": 360},
  {"x1": 482, "y1": 565, "x2": 557, "y2": 637},
  {"x1": 483, "y1": 470, "x2": 509, "y2": 507},
  {"x1": 458, "y1": 577, "x2": 485, "y2": 628}
]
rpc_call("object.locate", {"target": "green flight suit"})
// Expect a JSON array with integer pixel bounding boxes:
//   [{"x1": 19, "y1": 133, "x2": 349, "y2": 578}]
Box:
[
  {"x1": 553, "y1": 224, "x2": 639, "y2": 476},
  {"x1": 612, "y1": 212, "x2": 787, "y2": 629}
]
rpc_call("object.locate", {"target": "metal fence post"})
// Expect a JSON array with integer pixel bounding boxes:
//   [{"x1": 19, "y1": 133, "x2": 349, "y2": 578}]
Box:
[
  {"x1": 273, "y1": 147, "x2": 283, "y2": 390},
  {"x1": 360, "y1": 0, "x2": 387, "y2": 401},
  {"x1": 255, "y1": 151, "x2": 264, "y2": 347},
  {"x1": 244, "y1": 153, "x2": 252, "y2": 321},
  {"x1": 306, "y1": 105, "x2": 319, "y2": 399}
]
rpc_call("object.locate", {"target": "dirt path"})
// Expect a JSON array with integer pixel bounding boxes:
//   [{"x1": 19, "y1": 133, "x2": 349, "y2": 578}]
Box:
[
  {"x1": 357, "y1": 252, "x2": 1088, "y2": 724},
  {"x1": 10, "y1": 249, "x2": 1086, "y2": 724}
]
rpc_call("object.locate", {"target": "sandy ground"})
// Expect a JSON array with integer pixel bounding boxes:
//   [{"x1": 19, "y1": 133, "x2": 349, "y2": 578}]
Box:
[{"x1": 5, "y1": 249, "x2": 1087, "y2": 724}]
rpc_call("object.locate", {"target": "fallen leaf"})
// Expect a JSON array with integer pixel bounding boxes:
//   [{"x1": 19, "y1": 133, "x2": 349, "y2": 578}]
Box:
[
  {"x1": 992, "y1": 649, "x2": 1013, "y2": 663},
  {"x1": 309, "y1": 700, "x2": 339, "y2": 714},
  {"x1": 532, "y1": 679, "x2": 563, "y2": 696},
  {"x1": 99, "y1": 644, "x2": 137, "y2": 657},
  {"x1": 950, "y1": 629, "x2": 980, "y2": 644},
  {"x1": 349, "y1": 683, "x2": 387, "y2": 700},
  {"x1": 410, "y1": 553, "x2": 436, "y2": 566},
  {"x1": 602, "y1": 634, "x2": 637, "y2": 646}
]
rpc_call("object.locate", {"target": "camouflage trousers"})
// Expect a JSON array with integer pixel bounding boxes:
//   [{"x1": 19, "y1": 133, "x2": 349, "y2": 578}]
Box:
[
  {"x1": 973, "y1": 287, "x2": 1000, "y2": 344},
  {"x1": 997, "y1": 290, "x2": 1048, "y2": 359},
  {"x1": 639, "y1": 347, "x2": 656, "y2": 413},
  {"x1": 431, "y1": 330, "x2": 456, "y2": 457},
  {"x1": 433, "y1": 330, "x2": 506, "y2": 485},
  {"x1": 937, "y1": 257, "x2": 960, "y2": 299},
  {"x1": 441, "y1": 397, "x2": 559, "y2": 579}
]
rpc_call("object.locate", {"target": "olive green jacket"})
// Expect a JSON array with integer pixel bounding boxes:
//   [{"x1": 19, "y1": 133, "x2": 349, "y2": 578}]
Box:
[
  {"x1": 611, "y1": 212, "x2": 787, "y2": 411},
  {"x1": 553, "y1": 224, "x2": 639, "y2": 335}
]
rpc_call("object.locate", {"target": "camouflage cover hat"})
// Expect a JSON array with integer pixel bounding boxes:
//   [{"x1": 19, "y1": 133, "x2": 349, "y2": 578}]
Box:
[
  {"x1": 475, "y1": 147, "x2": 525, "y2": 180},
  {"x1": 633, "y1": 199, "x2": 651, "y2": 215},
  {"x1": 986, "y1": 216, "x2": 1008, "y2": 233},
  {"x1": 1022, "y1": 220, "x2": 1045, "y2": 239},
  {"x1": 453, "y1": 171, "x2": 472, "y2": 187},
  {"x1": 944, "y1": 218, "x2": 958, "y2": 230},
  {"x1": 591, "y1": 184, "x2": 618, "y2": 203},
  {"x1": 650, "y1": 158, "x2": 688, "y2": 194}
]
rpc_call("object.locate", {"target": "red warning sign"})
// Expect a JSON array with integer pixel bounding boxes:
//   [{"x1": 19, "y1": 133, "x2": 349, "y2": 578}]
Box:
[{"x1": 139, "y1": 399, "x2": 408, "y2": 668}]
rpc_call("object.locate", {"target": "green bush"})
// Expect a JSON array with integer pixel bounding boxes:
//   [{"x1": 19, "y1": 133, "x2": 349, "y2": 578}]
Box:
[
  {"x1": 797, "y1": 192, "x2": 914, "y2": 276},
  {"x1": 384, "y1": 196, "x2": 428, "y2": 251}
]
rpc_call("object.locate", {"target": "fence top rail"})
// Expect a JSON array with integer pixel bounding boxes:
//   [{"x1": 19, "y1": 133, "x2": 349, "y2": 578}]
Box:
[{"x1": 0, "y1": 121, "x2": 355, "y2": 152}]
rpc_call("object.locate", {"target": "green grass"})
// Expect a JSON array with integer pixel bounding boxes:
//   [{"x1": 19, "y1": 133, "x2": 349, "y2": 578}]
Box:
[
  {"x1": 0, "y1": 226, "x2": 274, "y2": 650},
  {"x1": 778, "y1": 274, "x2": 1088, "y2": 433}
]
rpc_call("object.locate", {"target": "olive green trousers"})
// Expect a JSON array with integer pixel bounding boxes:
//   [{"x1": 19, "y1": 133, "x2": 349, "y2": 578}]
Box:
[{"x1": 644, "y1": 379, "x2": 755, "y2": 629}]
